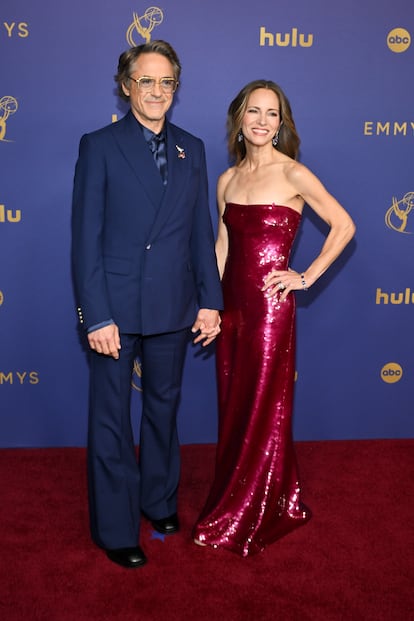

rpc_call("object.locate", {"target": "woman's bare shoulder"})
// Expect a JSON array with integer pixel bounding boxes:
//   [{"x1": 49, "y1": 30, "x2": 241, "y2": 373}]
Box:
[
  {"x1": 218, "y1": 166, "x2": 237, "y2": 184},
  {"x1": 217, "y1": 166, "x2": 237, "y2": 194},
  {"x1": 284, "y1": 159, "x2": 312, "y2": 182}
]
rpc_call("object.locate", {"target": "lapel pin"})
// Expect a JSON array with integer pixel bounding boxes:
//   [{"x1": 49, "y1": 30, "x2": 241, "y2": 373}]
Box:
[{"x1": 175, "y1": 144, "x2": 186, "y2": 159}]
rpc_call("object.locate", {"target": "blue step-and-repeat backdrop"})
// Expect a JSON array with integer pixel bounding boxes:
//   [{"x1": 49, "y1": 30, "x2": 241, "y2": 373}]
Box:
[{"x1": 1, "y1": 1, "x2": 413, "y2": 447}]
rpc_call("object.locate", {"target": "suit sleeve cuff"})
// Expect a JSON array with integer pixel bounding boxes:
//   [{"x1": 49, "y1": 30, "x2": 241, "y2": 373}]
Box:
[{"x1": 87, "y1": 319, "x2": 115, "y2": 333}]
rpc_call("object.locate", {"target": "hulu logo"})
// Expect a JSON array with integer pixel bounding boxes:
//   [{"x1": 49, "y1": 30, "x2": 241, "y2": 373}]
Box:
[
  {"x1": 375, "y1": 287, "x2": 414, "y2": 304},
  {"x1": 259, "y1": 27, "x2": 313, "y2": 48},
  {"x1": 0, "y1": 204, "x2": 21, "y2": 222}
]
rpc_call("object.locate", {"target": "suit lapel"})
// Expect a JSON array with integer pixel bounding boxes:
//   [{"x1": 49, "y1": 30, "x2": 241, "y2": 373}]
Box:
[
  {"x1": 147, "y1": 122, "x2": 191, "y2": 240},
  {"x1": 111, "y1": 111, "x2": 165, "y2": 210}
]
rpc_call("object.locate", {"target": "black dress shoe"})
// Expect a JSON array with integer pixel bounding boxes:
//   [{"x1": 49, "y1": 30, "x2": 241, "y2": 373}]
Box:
[
  {"x1": 150, "y1": 513, "x2": 180, "y2": 535},
  {"x1": 105, "y1": 546, "x2": 147, "y2": 568}
]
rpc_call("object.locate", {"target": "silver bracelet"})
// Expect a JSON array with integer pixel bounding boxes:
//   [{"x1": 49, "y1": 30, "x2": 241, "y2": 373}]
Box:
[{"x1": 300, "y1": 273, "x2": 308, "y2": 290}]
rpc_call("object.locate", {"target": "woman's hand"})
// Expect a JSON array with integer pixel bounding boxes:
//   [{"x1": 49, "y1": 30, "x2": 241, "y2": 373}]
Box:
[{"x1": 261, "y1": 268, "x2": 308, "y2": 302}]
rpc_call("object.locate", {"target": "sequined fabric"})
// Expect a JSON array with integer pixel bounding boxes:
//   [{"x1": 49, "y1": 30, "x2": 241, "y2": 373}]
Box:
[{"x1": 194, "y1": 203, "x2": 311, "y2": 557}]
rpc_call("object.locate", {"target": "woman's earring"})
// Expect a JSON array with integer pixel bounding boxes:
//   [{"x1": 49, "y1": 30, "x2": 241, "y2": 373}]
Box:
[
  {"x1": 272, "y1": 121, "x2": 283, "y2": 148},
  {"x1": 237, "y1": 130, "x2": 244, "y2": 143},
  {"x1": 272, "y1": 130, "x2": 280, "y2": 147}
]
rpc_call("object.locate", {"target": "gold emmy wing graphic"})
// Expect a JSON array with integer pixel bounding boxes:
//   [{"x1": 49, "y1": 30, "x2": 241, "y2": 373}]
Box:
[
  {"x1": 126, "y1": 7, "x2": 164, "y2": 45},
  {"x1": 131, "y1": 359, "x2": 143, "y2": 392},
  {"x1": 385, "y1": 192, "x2": 414, "y2": 233},
  {"x1": 0, "y1": 96, "x2": 18, "y2": 142}
]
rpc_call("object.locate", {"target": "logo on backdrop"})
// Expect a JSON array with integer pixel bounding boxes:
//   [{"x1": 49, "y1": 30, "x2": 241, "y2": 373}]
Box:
[
  {"x1": 0, "y1": 96, "x2": 18, "y2": 142},
  {"x1": 363, "y1": 121, "x2": 414, "y2": 136},
  {"x1": 385, "y1": 193, "x2": 414, "y2": 234},
  {"x1": 0, "y1": 204, "x2": 21, "y2": 223},
  {"x1": 380, "y1": 363, "x2": 403, "y2": 384},
  {"x1": 259, "y1": 27, "x2": 313, "y2": 48},
  {"x1": 131, "y1": 359, "x2": 142, "y2": 391},
  {"x1": 1, "y1": 22, "x2": 29, "y2": 38},
  {"x1": 387, "y1": 28, "x2": 411, "y2": 53},
  {"x1": 0, "y1": 371, "x2": 39, "y2": 385},
  {"x1": 376, "y1": 288, "x2": 414, "y2": 305},
  {"x1": 0, "y1": 290, "x2": 3, "y2": 306},
  {"x1": 126, "y1": 7, "x2": 164, "y2": 45}
]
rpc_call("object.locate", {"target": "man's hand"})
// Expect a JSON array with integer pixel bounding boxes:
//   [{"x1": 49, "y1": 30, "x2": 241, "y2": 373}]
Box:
[
  {"x1": 191, "y1": 309, "x2": 221, "y2": 347},
  {"x1": 87, "y1": 324, "x2": 121, "y2": 359}
]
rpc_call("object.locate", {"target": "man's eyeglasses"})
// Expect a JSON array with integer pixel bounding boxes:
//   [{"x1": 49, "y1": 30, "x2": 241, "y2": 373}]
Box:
[{"x1": 129, "y1": 76, "x2": 179, "y2": 93}]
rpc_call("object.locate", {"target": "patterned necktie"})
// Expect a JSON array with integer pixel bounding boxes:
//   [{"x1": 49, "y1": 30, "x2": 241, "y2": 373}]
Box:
[{"x1": 148, "y1": 132, "x2": 168, "y2": 185}]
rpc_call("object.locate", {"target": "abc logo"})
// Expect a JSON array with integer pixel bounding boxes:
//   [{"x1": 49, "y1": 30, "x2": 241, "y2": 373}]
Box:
[
  {"x1": 387, "y1": 28, "x2": 411, "y2": 53},
  {"x1": 381, "y1": 362, "x2": 403, "y2": 384}
]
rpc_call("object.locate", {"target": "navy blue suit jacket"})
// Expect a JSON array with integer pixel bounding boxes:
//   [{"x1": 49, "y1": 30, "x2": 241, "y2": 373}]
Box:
[{"x1": 72, "y1": 111, "x2": 223, "y2": 334}]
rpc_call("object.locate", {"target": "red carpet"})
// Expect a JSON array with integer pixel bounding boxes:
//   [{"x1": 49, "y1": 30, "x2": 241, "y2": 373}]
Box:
[{"x1": 0, "y1": 441, "x2": 413, "y2": 621}]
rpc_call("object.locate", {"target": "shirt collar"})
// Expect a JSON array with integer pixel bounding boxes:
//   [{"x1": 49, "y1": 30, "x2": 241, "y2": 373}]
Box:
[{"x1": 138, "y1": 121, "x2": 166, "y2": 144}]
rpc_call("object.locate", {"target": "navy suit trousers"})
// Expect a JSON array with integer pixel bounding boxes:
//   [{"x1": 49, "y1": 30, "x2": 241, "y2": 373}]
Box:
[{"x1": 87, "y1": 329, "x2": 189, "y2": 549}]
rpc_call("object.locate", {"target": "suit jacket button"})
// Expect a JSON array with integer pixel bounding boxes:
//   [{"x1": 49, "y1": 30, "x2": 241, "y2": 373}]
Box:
[{"x1": 146, "y1": 244, "x2": 151, "y2": 250}]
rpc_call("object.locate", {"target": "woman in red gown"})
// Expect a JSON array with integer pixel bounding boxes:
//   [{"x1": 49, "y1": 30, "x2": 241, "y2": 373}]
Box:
[{"x1": 193, "y1": 80, "x2": 355, "y2": 557}]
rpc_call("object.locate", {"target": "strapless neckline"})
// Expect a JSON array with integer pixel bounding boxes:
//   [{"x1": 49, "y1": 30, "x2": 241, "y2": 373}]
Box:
[{"x1": 225, "y1": 202, "x2": 301, "y2": 217}]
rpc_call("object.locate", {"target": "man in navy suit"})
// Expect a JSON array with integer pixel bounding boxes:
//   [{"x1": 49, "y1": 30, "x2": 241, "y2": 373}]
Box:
[{"x1": 72, "y1": 40, "x2": 222, "y2": 568}]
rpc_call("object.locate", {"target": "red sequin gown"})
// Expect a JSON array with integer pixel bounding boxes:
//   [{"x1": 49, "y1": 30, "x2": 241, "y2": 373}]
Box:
[{"x1": 193, "y1": 203, "x2": 311, "y2": 556}]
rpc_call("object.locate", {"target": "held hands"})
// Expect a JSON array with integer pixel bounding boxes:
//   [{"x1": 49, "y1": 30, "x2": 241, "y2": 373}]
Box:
[
  {"x1": 87, "y1": 324, "x2": 121, "y2": 359},
  {"x1": 192, "y1": 309, "x2": 221, "y2": 347},
  {"x1": 262, "y1": 268, "x2": 309, "y2": 302}
]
